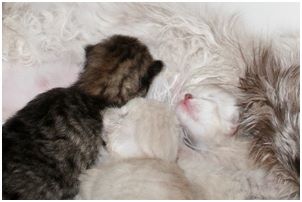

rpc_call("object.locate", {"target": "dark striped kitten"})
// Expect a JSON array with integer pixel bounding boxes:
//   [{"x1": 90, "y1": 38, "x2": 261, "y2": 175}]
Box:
[{"x1": 2, "y1": 35, "x2": 163, "y2": 199}]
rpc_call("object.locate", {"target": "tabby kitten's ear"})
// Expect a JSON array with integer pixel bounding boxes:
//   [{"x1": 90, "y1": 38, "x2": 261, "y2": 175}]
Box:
[
  {"x1": 141, "y1": 60, "x2": 164, "y2": 86},
  {"x1": 150, "y1": 60, "x2": 164, "y2": 76},
  {"x1": 85, "y1": 45, "x2": 94, "y2": 57}
]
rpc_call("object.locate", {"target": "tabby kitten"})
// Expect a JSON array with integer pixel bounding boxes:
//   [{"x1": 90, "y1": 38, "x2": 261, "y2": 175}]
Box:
[{"x1": 2, "y1": 35, "x2": 163, "y2": 200}]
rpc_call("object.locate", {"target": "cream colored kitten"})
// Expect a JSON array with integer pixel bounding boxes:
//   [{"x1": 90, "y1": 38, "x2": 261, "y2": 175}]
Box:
[
  {"x1": 176, "y1": 84, "x2": 284, "y2": 199},
  {"x1": 77, "y1": 98, "x2": 193, "y2": 200}
]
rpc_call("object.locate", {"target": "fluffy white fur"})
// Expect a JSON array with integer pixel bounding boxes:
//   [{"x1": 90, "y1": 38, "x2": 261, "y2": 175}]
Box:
[
  {"x1": 77, "y1": 98, "x2": 193, "y2": 200},
  {"x1": 4, "y1": 3, "x2": 298, "y2": 121},
  {"x1": 102, "y1": 98, "x2": 181, "y2": 161},
  {"x1": 176, "y1": 85, "x2": 285, "y2": 199},
  {"x1": 176, "y1": 84, "x2": 238, "y2": 148},
  {"x1": 3, "y1": 3, "x2": 299, "y2": 198}
]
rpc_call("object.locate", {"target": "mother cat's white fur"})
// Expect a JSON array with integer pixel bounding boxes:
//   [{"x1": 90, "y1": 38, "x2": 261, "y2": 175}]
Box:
[
  {"x1": 77, "y1": 98, "x2": 193, "y2": 200},
  {"x1": 4, "y1": 3, "x2": 298, "y2": 122},
  {"x1": 176, "y1": 84, "x2": 284, "y2": 199}
]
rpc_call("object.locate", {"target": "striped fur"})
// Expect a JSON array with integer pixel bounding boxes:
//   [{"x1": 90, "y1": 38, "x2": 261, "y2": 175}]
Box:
[{"x1": 238, "y1": 46, "x2": 300, "y2": 198}]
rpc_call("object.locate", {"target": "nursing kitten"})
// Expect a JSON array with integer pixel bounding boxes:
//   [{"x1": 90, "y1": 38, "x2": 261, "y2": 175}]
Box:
[
  {"x1": 78, "y1": 98, "x2": 193, "y2": 200},
  {"x1": 176, "y1": 84, "x2": 283, "y2": 199},
  {"x1": 2, "y1": 35, "x2": 163, "y2": 199}
]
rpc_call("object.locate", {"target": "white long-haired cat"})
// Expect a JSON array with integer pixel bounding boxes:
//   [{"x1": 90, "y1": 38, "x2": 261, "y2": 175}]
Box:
[
  {"x1": 77, "y1": 98, "x2": 193, "y2": 200},
  {"x1": 176, "y1": 84, "x2": 284, "y2": 199}
]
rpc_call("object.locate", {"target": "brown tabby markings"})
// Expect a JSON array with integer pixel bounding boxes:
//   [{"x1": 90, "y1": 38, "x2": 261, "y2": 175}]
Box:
[
  {"x1": 76, "y1": 35, "x2": 157, "y2": 105},
  {"x1": 238, "y1": 46, "x2": 300, "y2": 198},
  {"x1": 2, "y1": 35, "x2": 163, "y2": 200}
]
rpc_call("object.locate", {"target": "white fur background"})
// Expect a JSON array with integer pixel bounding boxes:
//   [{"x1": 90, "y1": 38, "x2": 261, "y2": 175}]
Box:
[{"x1": 2, "y1": 2, "x2": 299, "y2": 121}]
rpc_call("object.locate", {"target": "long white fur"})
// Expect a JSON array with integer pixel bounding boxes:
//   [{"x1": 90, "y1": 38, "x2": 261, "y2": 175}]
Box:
[
  {"x1": 102, "y1": 98, "x2": 181, "y2": 162},
  {"x1": 3, "y1": 3, "x2": 298, "y2": 122},
  {"x1": 3, "y1": 3, "x2": 299, "y2": 198},
  {"x1": 176, "y1": 84, "x2": 285, "y2": 199},
  {"x1": 77, "y1": 98, "x2": 193, "y2": 200}
]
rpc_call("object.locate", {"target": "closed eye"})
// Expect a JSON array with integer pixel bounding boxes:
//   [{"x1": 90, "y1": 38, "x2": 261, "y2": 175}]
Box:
[
  {"x1": 199, "y1": 97, "x2": 218, "y2": 104},
  {"x1": 120, "y1": 112, "x2": 128, "y2": 118}
]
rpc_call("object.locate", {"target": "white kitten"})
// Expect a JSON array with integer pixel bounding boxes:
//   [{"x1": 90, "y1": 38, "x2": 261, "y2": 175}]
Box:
[
  {"x1": 77, "y1": 98, "x2": 193, "y2": 200},
  {"x1": 176, "y1": 84, "x2": 239, "y2": 149},
  {"x1": 176, "y1": 84, "x2": 283, "y2": 199}
]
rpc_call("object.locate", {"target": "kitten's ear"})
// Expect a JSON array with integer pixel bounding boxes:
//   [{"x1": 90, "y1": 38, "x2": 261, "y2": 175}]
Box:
[
  {"x1": 85, "y1": 45, "x2": 94, "y2": 57},
  {"x1": 149, "y1": 60, "x2": 164, "y2": 77},
  {"x1": 141, "y1": 60, "x2": 164, "y2": 86}
]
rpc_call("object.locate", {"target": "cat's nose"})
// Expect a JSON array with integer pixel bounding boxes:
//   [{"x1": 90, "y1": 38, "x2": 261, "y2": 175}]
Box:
[{"x1": 184, "y1": 93, "x2": 193, "y2": 100}]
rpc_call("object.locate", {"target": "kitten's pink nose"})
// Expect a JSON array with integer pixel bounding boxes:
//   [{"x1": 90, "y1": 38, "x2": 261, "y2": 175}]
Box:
[{"x1": 184, "y1": 93, "x2": 193, "y2": 100}]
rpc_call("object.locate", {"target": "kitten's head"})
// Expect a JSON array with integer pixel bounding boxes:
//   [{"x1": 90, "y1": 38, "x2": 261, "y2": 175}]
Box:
[
  {"x1": 175, "y1": 84, "x2": 239, "y2": 148},
  {"x1": 103, "y1": 98, "x2": 181, "y2": 162},
  {"x1": 76, "y1": 35, "x2": 163, "y2": 106}
]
